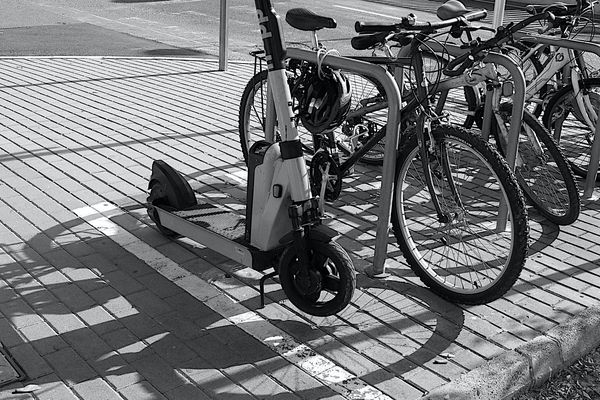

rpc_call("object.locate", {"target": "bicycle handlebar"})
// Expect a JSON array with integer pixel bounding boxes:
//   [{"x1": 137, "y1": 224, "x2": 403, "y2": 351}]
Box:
[
  {"x1": 444, "y1": 10, "x2": 555, "y2": 76},
  {"x1": 355, "y1": 9, "x2": 488, "y2": 34}
]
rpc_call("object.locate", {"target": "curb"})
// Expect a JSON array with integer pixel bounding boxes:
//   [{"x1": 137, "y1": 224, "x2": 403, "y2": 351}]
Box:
[{"x1": 420, "y1": 303, "x2": 600, "y2": 399}]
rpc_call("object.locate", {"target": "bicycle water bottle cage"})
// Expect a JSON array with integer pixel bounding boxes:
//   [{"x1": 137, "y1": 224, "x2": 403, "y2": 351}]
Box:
[
  {"x1": 285, "y1": 8, "x2": 337, "y2": 31},
  {"x1": 437, "y1": 0, "x2": 471, "y2": 20}
]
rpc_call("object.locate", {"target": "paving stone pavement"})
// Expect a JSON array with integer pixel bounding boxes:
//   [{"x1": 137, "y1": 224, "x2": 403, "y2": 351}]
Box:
[{"x1": 0, "y1": 56, "x2": 598, "y2": 400}]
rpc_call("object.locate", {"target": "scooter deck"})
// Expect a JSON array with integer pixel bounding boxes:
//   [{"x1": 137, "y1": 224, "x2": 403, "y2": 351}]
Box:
[{"x1": 172, "y1": 203, "x2": 246, "y2": 243}]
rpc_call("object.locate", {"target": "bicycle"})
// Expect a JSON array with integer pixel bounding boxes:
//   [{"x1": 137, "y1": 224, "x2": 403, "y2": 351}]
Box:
[
  {"x1": 423, "y1": 2, "x2": 582, "y2": 225},
  {"x1": 491, "y1": 0, "x2": 600, "y2": 181},
  {"x1": 350, "y1": 4, "x2": 530, "y2": 304},
  {"x1": 498, "y1": 0, "x2": 597, "y2": 116}
]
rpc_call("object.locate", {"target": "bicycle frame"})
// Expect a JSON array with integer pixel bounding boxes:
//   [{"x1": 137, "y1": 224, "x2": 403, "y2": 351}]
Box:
[{"x1": 331, "y1": 59, "x2": 496, "y2": 176}]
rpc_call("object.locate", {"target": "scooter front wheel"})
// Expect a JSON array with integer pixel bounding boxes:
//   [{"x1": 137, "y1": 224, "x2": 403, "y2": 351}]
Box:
[{"x1": 278, "y1": 239, "x2": 355, "y2": 316}]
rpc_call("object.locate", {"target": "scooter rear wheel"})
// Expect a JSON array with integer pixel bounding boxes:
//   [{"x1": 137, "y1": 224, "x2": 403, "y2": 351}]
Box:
[{"x1": 278, "y1": 239, "x2": 355, "y2": 316}]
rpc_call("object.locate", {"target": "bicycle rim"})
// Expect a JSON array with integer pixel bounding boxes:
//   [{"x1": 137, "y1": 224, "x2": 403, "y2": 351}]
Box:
[
  {"x1": 392, "y1": 125, "x2": 528, "y2": 304},
  {"x1": 239, "y1": 69, "x2": 314, "y2": 163},
  {"x1": 495, "y1": 105, "x2": 580, "y2": 225}
]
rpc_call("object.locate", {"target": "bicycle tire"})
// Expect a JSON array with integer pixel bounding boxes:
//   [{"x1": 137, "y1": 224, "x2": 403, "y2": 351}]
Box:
[
  {"x1": 492, "y1": 103, "x2": 580, "y2": 225},
  {"x1": 542, "y1": 77, "x2": 600, "y2": 181},
  {"x1": 391, "y1": 124, "x2": 529, "y2": 305}
]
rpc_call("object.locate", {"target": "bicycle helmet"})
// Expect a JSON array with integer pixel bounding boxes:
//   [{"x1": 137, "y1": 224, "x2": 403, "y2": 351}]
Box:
[{"x1": 299, "y1": 68, "x2": 352, "y2": 134}]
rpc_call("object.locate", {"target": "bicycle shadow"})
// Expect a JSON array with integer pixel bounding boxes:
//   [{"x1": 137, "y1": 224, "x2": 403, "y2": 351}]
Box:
[{"x1": 0, "y1": 205, "x2": 469, "y2": 399}]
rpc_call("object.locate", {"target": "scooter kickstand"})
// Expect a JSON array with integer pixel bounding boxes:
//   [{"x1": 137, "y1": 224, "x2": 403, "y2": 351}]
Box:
[{"x1": 259, "y1": 270, "x2": 278, "y2": 308}]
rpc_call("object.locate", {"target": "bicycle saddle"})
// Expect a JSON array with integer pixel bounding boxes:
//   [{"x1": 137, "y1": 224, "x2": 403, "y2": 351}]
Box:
[
  {"x1": 437, "y1": 0, "x2": 471, "y2": 20},
  {"x1": 285, "y1": 8, "x2": 337, "y2": 31}
]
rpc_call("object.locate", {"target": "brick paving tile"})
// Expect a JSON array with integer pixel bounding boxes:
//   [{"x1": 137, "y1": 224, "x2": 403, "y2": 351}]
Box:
[
  {"x1": 126, "y1": 289, "x2": 173, "y2": 318},
  {"x1": 119, "y1": 380, "x2": 168, "y2": 400},
  {"x1": 130, "y1": 353, "x2": 189, "y2": 393},
  {"x1": 72, "y1": 377, "x2": 122, "y2": 400},
  {"x1": 37, "y1": 302, "x2": 87, "y2": 334},
  {"x1": 119, "y1": 313, "x2": 166, "y2": 341},
  {"x1": 164, "y1": 384, "x2": 212, "y2": 400},
  {"x1": 19, "y1": 321, "x2": 68, "y2": 356},
  {"x1": 102, "y1": 270, "x2": 145, "y2": 296},
  {"x1": 88, "y1": 351, "x2": 145, "y2": 391},
  {"x1": 10, "y1": 342, "x2": 54, "y2": 380},
  {"x1": 44, "y1": 347, "x2": 98, "y2": 385},
  {"x1": 30, "y1": 374, "x2": 79, "y2": 400},
  {"x1": 223, "y1": 363, "x2": 301, "y2": 399},
  {"x1": 154, "y1": 312, "x2": 206, "y2": 341},
  {"x1": 145, "y1": 333, "x2": 197, "y2": 365},
  {"x1": 101, "y1": 327, "x2": 150, "y2": 362},
  {"x1": 135, "y1": 271, "x2": 184, "y2": 299},
  {"x1": 62, "y1": 328, "x2": 113, "y2": 361},
  {"x1": 0, "y1": 317, "x2": 25, "y2": 348},
  {"x1": 178, "y1": 362, "x2": 254, "y2": 399},
  {"x1": 0, "y1": 298, "x2": 43, "y2": 330}
]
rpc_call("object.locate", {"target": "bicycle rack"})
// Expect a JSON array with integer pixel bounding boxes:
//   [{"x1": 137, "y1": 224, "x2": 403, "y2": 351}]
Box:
[
  {"x1": 426, "y1": 43, "x2": 527, "y2": 172},
  {"x1": 427, "y1": 43, "x2": 527, "y2": 229},
  {"x1": 286, "y1": 47, "x2": 402, "y2": 277},
  {"x1": 518, "y1": 35, "x2": 600, "y2": 200}
]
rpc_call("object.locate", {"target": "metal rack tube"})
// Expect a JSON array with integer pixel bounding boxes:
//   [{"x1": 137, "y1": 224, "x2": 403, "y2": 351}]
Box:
[
  {"x1": 519, "y1": 35, "x2": 600, "y2": 199},
  {"x1": 286, "y1": 47, "x2": 402, "y2": 277}
]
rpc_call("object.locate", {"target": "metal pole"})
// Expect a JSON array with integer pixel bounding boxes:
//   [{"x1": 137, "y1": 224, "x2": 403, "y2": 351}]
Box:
[
  {"x1": 219, "y1": 0, "x2": 228, "y2": 71},
  {"x1": 286, "y1": 48, "x2": 402, "y2": 277},
  {"x1": 492, "y1": 0, "x2": 506, "y2": 28}
]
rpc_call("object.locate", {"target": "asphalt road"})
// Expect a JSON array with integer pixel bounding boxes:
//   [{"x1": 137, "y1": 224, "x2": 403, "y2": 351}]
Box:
[{"x1": 0, "y1": 0, "x2": 525, "y2": 59}]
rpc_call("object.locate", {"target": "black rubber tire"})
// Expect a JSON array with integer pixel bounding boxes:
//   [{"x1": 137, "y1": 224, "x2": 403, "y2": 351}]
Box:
[
  {"x1": 278, "y1": 239, "x2": 356, "y2": 316},
  {"x1": 492, "y1": 103, "x2": 580, "y2": 225},
  {"x1": 542, "y1": 77, "x2": 600, "y2": 181},
  {"x1": 391, "y1": 125, "x2": 529, "y2": 305}
]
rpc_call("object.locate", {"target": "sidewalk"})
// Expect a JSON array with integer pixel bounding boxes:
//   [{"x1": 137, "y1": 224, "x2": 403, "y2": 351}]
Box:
[{"x1": 0, "y1": 56, "x2": 599, "y2": 400}]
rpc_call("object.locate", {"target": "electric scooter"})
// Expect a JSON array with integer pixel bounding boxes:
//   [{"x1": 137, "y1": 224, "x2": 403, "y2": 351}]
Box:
[{"x1": 146, "y1": 0, "x2": 356, "y2": 317}]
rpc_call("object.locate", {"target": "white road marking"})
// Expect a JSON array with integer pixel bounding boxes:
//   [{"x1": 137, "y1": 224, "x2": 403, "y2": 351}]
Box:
[
  {"x1": 333, "y1": 5, "x2": 402, "y2": 20},
  {"x1": 73, "y1": 202, "x2": 392, "y2": 400}
]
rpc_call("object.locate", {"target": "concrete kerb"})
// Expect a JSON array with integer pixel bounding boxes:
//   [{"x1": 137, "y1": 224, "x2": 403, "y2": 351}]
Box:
[{"x1": 421, "y1": 303, "x2": 600, "y2": 400}]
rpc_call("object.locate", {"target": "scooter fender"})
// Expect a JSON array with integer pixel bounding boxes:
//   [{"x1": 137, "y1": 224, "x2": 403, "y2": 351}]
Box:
[
  {"x1": 278, "y1": 224, "x2": 338, "y2": 246},
  {"x1": 148, "y1": 160, "x2": 197, "y2": 210}
]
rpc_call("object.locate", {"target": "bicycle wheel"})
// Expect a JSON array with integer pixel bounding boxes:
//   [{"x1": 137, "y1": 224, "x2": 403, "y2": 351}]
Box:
[
  {"x1": 391, "y1": 124, "x2": 529, "y2": 305},
  {"x1": 238, "y1": 69, "x2": 316, "y2": 164},
  {"x1": 493, "y1": 103, "x2": 580, "y2": 225},
  {"x1": 542, "y1": 77, "x2": 600, "y2": 180}
]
